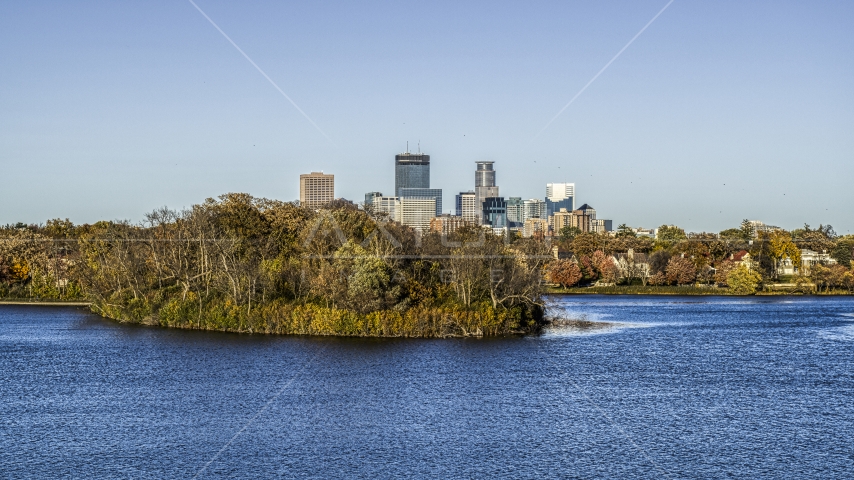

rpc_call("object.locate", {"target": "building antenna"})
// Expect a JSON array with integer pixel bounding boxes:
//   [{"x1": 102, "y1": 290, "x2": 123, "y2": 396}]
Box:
[
  {"x1": 418, "y1": 140, "x2": 421, "y2": 154},
  {"x1": 406, "y1": 141, "x2": 409, "y2": 153}
]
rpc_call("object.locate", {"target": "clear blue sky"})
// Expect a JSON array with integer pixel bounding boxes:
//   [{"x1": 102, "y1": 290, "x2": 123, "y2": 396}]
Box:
[{"x1": 2, "y1": 0, "x2": 852, "y2": 233}]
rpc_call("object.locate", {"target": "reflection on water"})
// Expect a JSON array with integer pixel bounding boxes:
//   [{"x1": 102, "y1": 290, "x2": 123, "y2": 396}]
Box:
[
  {"x1": 2, "y1": 297, "x2": 854, "y2": 478},
  {"x1": 819, "y1": 323, "x2": 854, "y2": 341}
]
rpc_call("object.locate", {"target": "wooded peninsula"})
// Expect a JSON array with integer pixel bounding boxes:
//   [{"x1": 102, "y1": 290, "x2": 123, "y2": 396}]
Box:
[
  {"x1": 2, "y1": 194, "x2": 852, "y2": 337},
  {"x1": 0, "y1": 194, "x2": 546, "y2": 337}
]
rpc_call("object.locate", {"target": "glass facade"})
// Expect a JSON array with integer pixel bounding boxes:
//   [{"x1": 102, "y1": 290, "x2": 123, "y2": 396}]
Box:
[
  {"x1": 475, "y1": 161, "x2": 496, "y2": 187},
  {"x1": 506, "y1": 197, "x2": 523, "y2": 226},
  {"x1": 546, "y1": 197, "x2": 574, "y2": 218},
  {"x1": 482, "y1": 197, "x2": 507, "y2": 228},
  {"x1": 395, "y1": 153, "x2": 430, "y2": 197},
  {"x1": 364, "y1": 191, "x2": 383, "y2": 207}
]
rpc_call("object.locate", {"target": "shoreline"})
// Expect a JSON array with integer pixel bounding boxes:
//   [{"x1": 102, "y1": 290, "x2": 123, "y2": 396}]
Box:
[
  {"x1": 0, "y1": 300, "x2": 92, "y2": 306},
  {"x1": 544, "y1": 287, "x2": 852, "y2": 296}
]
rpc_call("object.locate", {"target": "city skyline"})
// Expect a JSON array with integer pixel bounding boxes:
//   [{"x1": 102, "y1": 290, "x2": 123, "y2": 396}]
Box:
[{"x1": 1, "y1": 1, "x2": 852, "y2": 233}]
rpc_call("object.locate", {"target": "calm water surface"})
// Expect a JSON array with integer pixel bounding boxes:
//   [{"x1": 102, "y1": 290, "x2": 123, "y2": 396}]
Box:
[{"x1": 1, "y1": 296, "x2": 853, "y2": 478}]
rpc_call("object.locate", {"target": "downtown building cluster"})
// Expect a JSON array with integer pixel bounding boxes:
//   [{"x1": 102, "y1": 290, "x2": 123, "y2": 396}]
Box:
[{"x1": 299, "y1": 149, "x2": 613, "y2": 238}]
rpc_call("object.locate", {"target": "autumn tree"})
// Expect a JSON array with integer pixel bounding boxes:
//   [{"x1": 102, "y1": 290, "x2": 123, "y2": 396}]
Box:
[
  {"x1": 648, "y1": 250, "x2": 671, "y2": 276},
  {"x1": 592, "y1": 250, "x2": 619, "y2": 284},
  {"x1": 727, "y1": 264, "x2": 763, "y2": 295},
  {"x1": 764, "y1": 230, "x2": 801, "y2": 279},
  {"x1": 545, "y1": 259, "x2": 582, "y2": 289},
  {"x1": 665, "y1": 256, "x2": 696, "y2": 285},
  {"x1": 714, "y1": 259, "x2": 737, "y2": 286},
  {"x1": 570, "y1": 232, "x2": 600, "y2": 257}
]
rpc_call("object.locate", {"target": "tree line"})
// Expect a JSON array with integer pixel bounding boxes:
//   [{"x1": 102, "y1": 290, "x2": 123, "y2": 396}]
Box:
[
  {"x1": 545, "y1": 220, "x2": 854, "y2": 294},
  {"x1": 0, "y1": 194, "x2": 547, "y2": 336}
]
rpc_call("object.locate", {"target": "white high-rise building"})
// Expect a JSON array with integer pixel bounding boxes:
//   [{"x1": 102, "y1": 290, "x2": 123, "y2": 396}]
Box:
[
  {"x1": 455, "y1": 191, "x2": 479, "y2": 224},
  {"x1": 546, "y1": 183, "x2": 575, "y2": 201},
  {"x1": 372, "y1": 196, "x2": 400, "y2": 221},
  {"x1": 399, "y1": 197, "x2": 437, "y2": 233},
  {"x1": 545, "y1": 182, "x2": 575, "y2": 218},
  {"x1": 373, "y1": 196, "x2": 437, "y2": 233}
]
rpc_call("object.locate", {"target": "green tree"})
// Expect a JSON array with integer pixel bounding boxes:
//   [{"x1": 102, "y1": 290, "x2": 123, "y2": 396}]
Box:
[
  {"x1": 559, "y1": 226, "x2": 582, "y2": 242},
  {"x1": 570, "y1": 232, "x2": 600, "y2": 257},
  {"x1": 727, "y1": 264, "x2": 762, "y2": 295},
  {"x1": 719, "y1": 228, "x2": 745, "y2": 241},
  {"x1": 615, "y1": 224, "x2": 636, "y2": 238},
  {"x1": 655, "y1": 224, "x2": 687, "y2": 251},
  {"x1": 830, "y1": 235, "x2": 854, "y2": 266},
  {"x1": 740, "y1": 219, "x2": 755, "y2": 240}
]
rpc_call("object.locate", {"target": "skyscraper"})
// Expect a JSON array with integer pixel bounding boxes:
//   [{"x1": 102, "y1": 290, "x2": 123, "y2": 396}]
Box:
[
  {"x1": 545, "y1": 182, "x2": 574, "y2": 218},
  {"x1": 364, "y1": 191, "x2": 383, "y2": 207},
  {"x1": 299, "y1": 172, "x2": 334, "y2": 209},
  {"x1": 395, "y1": 151, "x2": 430, "y2": 196},
  {"x1": 372, "y1": 195, "x2": 400, "y2": 221},
  {"x1": 399, "y1": 187, "x2": 442, "y2": 216},
  {"x1": 506, "y1": 197, "x2": 524, "y2": 226},
  {"x1": 474, "y1": 161, "x2": 499, "y2": 223},
  {"x1": 395, "y1": 150, "x2": 440, "y2": 216},
  {"x1": 455, "y1": 191, "x2": 478, "y2": 224},
  {"x1": 482, "y1": 197, "x2": 507, "y2": 230},
  {"x1": 399, "y1": 197, "x2": 437, "y2": 233},
  {"x1": 523, "y1": 198, "x2": 548, "y2": 222}
]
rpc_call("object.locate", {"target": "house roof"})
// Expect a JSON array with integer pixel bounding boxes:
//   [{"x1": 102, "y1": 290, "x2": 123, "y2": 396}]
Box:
[{"x1": 613, "y1": 252, "x2": 649, "y2": 264}]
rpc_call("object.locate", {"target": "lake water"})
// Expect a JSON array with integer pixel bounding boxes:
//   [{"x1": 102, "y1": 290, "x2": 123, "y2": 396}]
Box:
[{"x1": 2, "y1": 296, "x2": 853, "y2": 478}]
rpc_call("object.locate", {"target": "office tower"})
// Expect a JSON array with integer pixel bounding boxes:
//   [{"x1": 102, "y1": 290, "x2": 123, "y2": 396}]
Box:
[
  {"x1": 372, "y1": 196, "x2": 400, "y2": 221},
  {"x1": 474, "y1": 162, "x2": 499, "y2": 223},
  {"x1": 482, "y1": 197, "x2": 507, "y2": 229},
  {"x1": 364, "y1": 192, "x2": 383, "y2": 207},
  {"x1": 399, "y1": 187, "x2": 442, "y2": 216},
  {"x1": 545, "y1": 182, "x2": 575, "y2": 218},
  {"x1": 546, "y1": 183, "x2": 575, "y2": 200},
  {"x1": 395, "y1": 151, "x2": 430, "y2": 197},
  {"x1": 522, "y1": 198, "x2": 548, "y2": 222},
  {"x1": 299, "y1": 172, "x2": 334, "y2": 209},
  {"x1": 455, "y1": 191, "x2": 478, "y2": 224},
  {"x1": 399, "y1": 197, "x2": 437, "y2": 233},
  {"x1": 506, "y1": 197, "x2": 524, "y2": 225}
]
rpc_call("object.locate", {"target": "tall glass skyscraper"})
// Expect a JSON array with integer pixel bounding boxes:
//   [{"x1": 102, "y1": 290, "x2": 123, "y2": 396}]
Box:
[
  {"x1": 395, "y1": 152, "x2": 430, "y2": 197},
  {"x1": 474, "y1": 161, "x2": 499, "y2": 224}
]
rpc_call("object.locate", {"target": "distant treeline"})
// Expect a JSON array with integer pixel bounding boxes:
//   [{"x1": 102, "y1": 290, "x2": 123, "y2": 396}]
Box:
[
  {"x1": 544, "y1": 222, "x2": 854, "y2": 294},
  {"x1": 0, "y1": 194, "x2": 547, "y2": 337}
]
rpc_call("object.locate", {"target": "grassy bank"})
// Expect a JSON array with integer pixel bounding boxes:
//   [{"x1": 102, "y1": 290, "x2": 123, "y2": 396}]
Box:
[
  {"x1": 89, "y1": 296, "x2": 544, "y2": 338},
  {"x1": 0, "y1": 299, "x2": 91, "y2": 306}
]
